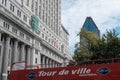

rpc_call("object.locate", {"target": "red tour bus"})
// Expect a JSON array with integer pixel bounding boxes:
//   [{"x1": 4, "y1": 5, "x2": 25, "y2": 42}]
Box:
[{"x1": 9, "y1": 58, "x2": 120, "y2": 80}]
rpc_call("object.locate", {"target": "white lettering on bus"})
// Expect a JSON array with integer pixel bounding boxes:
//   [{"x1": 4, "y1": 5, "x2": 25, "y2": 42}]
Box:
[
  {"x1": 72, "y1": 68, "x2": 91, "y2": 75},
  {"x1": 38, "y1": 71, "x2": 57, "y2": 76}
]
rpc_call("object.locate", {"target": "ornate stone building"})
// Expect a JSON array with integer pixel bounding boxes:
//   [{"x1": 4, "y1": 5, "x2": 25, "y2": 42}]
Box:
[{"x1": 0, "y1": 0, "x2": 72, "y2": 80}]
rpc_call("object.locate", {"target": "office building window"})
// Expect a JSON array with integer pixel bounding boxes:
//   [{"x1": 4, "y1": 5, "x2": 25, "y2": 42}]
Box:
[
  {"x1": 19, "y1": 32, "x2": 24, "y2": 38},
  {"x1": 44, "y1": 28, "x2": 45, "y2": 31},
  {"x1": 2, "y1": 0, "x2": 7, "y2": 6},
  {"x1": 10, "y1": 4, "x2": 14, "y2": 12},
  {"x1": 26, "y1": 36, "x2": 30, "y2": 41},
  {"x1": 31, "y1": 1, "x2": 34, "y2": 12},
  {"x1": 35, "y1": 58, "x2": 37, "y2": 64},
  {"x1": 29, "y1": 19, "x2": 31, "y2": 25},
  {"x1": 3, "y1": 22, "x2": 9, "y2": 29},
  {"x1": 42, "y1": 33, "x2": 44, "y2": 38},
  {"x1": 39, "y1": 6, "x2": 41, "y2": 19},
  {"x1": 35, "y1": 2, "x2": 38, "y2": 15},
  {"x1": 26, "y1": 0, "x2": 29, "y2": 6},
  {"x1": 2, "y1": 0, "x2": 4, "y2": 4},
  {"x1": 49, "y1": 39, "x2": 50, "y2": 42},
  {"x1": 12, "y1": 27, "x2": 17, "y2": 34},
  {"x1": 17, "y1": 10, "x2": 21, "y2": 17},
  {"x1": 35, "y1": 50, "x2": 38, "y2": 55},
  {"x1": 45, "y1": 36, "x2": 47, "y2": 40},
  {"x1": 23, "y1": 15, "x2": 27, "y2": 22}
]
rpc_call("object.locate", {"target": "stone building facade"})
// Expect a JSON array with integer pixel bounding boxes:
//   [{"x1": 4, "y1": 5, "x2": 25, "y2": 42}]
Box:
[{"x1": 0, "y1": 0, "x2": 72, "y2": 80}]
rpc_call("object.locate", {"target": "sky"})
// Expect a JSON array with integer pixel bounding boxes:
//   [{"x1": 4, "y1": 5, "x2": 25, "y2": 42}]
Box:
[{"x1": 61, "y1": 0, "x2": 120, "y2": 53}]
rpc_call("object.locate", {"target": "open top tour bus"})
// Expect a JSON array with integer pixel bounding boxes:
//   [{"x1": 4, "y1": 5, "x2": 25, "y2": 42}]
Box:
[{"x1": 9, "y1": 58, "x2": 120, "y2": 80}]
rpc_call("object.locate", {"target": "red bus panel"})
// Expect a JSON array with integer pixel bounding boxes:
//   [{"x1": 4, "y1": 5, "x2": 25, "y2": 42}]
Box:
[{"x1": 9, "y1": 63, "x2": 120, "y2": 80}]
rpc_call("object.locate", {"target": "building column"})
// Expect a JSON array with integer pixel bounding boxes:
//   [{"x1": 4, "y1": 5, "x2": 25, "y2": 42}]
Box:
[
  {"x1": 53, "y1": 61, "x2": 55, "y2": 68},
  {"x1": 51, "y1": 60, "x2": 54, "y2": 68},
  {"x1": 49, "y1": 60, "x2": 52, "y2": 68},
  {"x1": 30, "y1": 47, "x2": 34, "y2": 65},
  {"x1": 46, "y1": 58, "x2": 49, "y2": 68},
  {"x1": 26, "y1": 46, "x2": 31, "y2": 65},
  {"x1": 42, "y1": 56, "x2": 45, "y2": 68},
  {"x1": 38, "y1": 53, "x2": 41, "y2": 68},
  {"x1": 54, "y1": 62, "x2": 57, "y2": 68},
  {"x1": 55, "y1": 62, "x2": 58, "y2": 67},
  {"x1": 20, "y1": 43, "x2": 25, "y2": 61},
  {"x1": 2, "y1": 35, "x2": 10, "y2": 80},
  {"x1": 12, "y1": 39, "x2": 18, "y2": 62},
  {"x1": 51, "y1": 61, "x2": 53, "y2": 68},
  {"x1": 0, "y1": 33, "x2": 3, "y2": 80}
]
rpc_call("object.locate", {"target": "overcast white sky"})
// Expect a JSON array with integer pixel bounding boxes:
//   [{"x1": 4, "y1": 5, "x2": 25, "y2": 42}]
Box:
[{"x1": 61, "y1": 0, "x2": 120, "y2": 53}]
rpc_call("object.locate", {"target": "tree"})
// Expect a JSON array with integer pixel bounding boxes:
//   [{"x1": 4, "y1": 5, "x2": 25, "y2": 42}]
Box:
[
  {"x1": 89, "y1": 29, "x2": 120, "y2": 59},
  {"x1": 74, "y1": 28, "x2": 120, "y2": 63},
  {"x1": 73, "y1": 28, "x2": 99, "y2": 62},
  {"x1": 102, "y1": 29, "x2": 120, "y2": 58}
]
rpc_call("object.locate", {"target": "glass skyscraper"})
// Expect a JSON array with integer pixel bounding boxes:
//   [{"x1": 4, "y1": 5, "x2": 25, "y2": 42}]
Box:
[
  {"x1": 80, "y1": 17, "x2": 100, "y2": 49},
  {"x1": 82, "y1": 17, "x2": 100, "y2": 37}
]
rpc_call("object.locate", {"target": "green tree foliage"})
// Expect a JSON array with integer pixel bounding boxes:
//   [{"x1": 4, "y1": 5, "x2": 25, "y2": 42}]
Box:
[
  {"x1": 73, "y1": 28, "x2": 99, "y2": 62},
  {"x1": 89, "y1": 29, "x2": 120, "y2": 59},
  {"x1": 74, "y1": 29, "x2": 120, "y2": 62}
]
